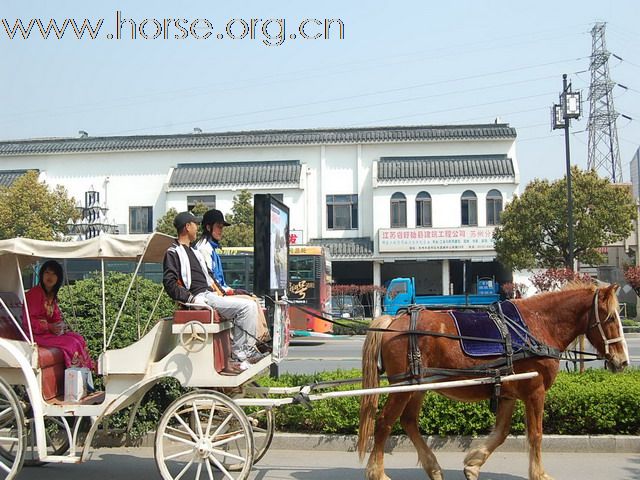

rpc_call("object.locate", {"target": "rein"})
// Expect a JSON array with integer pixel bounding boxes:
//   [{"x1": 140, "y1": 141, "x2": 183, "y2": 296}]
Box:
[{"x1": 285, "y1": 297, "x2": 612, "y2": 364}]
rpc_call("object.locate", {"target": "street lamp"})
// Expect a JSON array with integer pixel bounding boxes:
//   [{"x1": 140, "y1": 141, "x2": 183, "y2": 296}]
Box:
[{"x1": 551, "y1": 74, "x2": 582, "y2": 269}]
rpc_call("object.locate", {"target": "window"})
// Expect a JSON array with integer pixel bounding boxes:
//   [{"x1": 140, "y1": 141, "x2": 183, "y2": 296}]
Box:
[
  {"x1": 187, "y1": 195, "x2": 215, "y2": 211},
  {"x1": 129, "y1": 206, "x2": 153, "y2": 233},
  {"x1": 326, "y1": 194, "x2": 358, "y2": 230},
  {"x1": 390, "y1": 192, "x2": 407, "y2": 228},
  {"x1": 461, "y1": 190, "x2": 477, "y2": 226},
  {"x1": 486, "y1": 189, "x2": 503, "y2": 225},
  {"x1": 416, "y1": 191, "x2": 432, "y2": 227}
]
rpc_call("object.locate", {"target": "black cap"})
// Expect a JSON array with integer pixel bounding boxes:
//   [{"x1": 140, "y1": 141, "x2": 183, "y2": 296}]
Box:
[
  {"x1": 202, "y1": 209, "x2": 231, "y2": 227},
  {"x1": 173, "y1": 211, "x2": 201, "y2": 231}
]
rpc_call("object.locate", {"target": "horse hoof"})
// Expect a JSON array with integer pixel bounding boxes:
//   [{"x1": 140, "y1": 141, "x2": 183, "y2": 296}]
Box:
[
  {"x1": 530, "y1": 474, "x2": 554, "y2": 480},
  {"x1": 463, "y1": 465, "x2": 480, "y2": 480},
  {"x1": 366, "y1": 471, "x2": 392, "y2": 480}
]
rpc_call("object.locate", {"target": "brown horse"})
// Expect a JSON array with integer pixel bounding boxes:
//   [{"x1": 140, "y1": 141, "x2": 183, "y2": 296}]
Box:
[{"x1": 358, "y1": 282, "x2": 629, "y2": 480}]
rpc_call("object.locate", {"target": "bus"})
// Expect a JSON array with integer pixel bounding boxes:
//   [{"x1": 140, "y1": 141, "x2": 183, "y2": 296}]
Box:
[{"x1": 218, "y1": 245, "x2": 333, "y2": 334}]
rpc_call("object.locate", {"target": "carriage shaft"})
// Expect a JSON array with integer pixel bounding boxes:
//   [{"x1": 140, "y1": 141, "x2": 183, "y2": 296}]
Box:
[{"x1": 235, "y1": 371, "x2": 538, "y2": 407}]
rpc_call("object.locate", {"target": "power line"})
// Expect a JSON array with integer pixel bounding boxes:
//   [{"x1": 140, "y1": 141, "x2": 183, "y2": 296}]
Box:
[
  {"x1": 338, "y1": 92, "x2": 555, "y2": 129},
  {"x1": 0, "y1": 47, "x2": 587, "y2": 125},
  {"x1": 107, "y1": 73, "x2": 562, "y2": 135}
]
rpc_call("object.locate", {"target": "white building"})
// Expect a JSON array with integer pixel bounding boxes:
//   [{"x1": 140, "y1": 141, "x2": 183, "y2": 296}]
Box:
[{"x1": 0, "y1": 123, "x2": 519, "y2": 293}]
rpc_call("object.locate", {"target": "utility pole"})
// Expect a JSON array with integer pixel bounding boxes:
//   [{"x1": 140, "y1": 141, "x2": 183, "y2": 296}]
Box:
[{"x1": 587, "y1": 22, "x2": 622, "y2": 182}]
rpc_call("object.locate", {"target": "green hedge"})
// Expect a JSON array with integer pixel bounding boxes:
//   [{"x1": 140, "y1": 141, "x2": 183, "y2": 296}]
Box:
[
  {"x1": 258, "y1": 368, "x2": 640, "y2": 436},
  {"x1": 76, "y1": 366, "x2": 640, "y2": 440},
  {"x1": 332, "y1": 318, "x2": 371, "y2": 336}
]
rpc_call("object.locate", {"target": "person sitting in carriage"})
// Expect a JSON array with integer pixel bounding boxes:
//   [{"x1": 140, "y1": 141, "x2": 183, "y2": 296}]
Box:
[
  {"x1": 162, "y1": 211, "x2": 265, "y2": 372},
  {"x1": 194, "y1": 209, "x2": 270, "y2": 346},
  {"x1": 23, "y1": 260, "x2": 95, "y2": 371}
]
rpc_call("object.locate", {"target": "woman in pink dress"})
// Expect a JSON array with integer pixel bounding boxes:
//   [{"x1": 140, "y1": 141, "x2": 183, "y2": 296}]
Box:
[{"x1": 24, "y1": 260, "x2": 95, "y2": 370}]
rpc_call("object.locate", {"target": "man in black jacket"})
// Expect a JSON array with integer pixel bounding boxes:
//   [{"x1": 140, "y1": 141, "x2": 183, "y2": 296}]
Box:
[{"x1": 162, "y1": 211, "x2": 262, "y2": 372}]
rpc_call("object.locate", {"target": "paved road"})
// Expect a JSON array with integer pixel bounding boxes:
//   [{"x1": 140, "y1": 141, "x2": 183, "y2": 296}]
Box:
[
  {"x1": 15, "y1": 446, "x2": 640, "y2": 479},
  {"x1": 278, "y1": 334, "x2": 640, "y2": 375},
  {"x1": 16, "y1": 336, "x2": 639, "y2": 479}
]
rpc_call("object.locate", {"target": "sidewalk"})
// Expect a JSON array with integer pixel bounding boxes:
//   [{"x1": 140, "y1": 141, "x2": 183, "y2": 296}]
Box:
[{"x1": 15, "y1": 446, "x2": 640, "y2": 480}]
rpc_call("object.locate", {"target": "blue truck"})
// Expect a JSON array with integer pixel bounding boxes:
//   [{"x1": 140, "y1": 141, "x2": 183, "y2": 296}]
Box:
[{"x1": 383, "y1": 277, "x2": 501, "y2": 315}]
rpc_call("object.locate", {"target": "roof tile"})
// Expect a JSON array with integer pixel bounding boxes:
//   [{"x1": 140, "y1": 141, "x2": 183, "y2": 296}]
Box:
[
  {"x1": 169, "y1": 161, "x2": 301, "y2": 187},
  {"x1": 0, "y1": 169, "x2": 36, "y2": 187},
  {"x1": 378, "y1": 154, "x2": 514, "y2": 180},
  {"x1": 0, "y1": 124, "x2": 517, "y2": 156}
]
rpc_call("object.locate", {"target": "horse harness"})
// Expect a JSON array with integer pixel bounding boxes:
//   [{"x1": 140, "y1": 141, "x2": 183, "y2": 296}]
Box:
[
  {"x1": 392, "y1": 288, "x2": 625, "y2": 388},
  {"x1": 588, "y1": 289, "x2": 625, "y2": 356},
  {"x1": 384, "y1": 303, "x2": 565, "y2": 410}
]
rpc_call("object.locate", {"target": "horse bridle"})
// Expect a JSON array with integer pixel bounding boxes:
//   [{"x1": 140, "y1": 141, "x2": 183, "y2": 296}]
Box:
[{"x1": 589, "y1": 289, "x2": 625, "y2": 356}]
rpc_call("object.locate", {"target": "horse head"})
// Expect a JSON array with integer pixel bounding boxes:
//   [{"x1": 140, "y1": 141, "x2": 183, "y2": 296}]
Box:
[{"x1": 584, "y1": 284, "x2": 629, "y2": 372}]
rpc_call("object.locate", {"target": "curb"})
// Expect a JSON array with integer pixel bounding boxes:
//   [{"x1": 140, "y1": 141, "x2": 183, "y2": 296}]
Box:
[
  {"x1": 97, "y1": 432, "x2": 640, "y2": 453},
  {"x1": 269, "y1": 433, "x2": 640, "y2": 453}
]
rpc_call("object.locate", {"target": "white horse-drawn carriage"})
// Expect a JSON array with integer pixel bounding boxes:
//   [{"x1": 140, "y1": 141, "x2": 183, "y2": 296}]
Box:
[
  {"x1": 0, "y1": 232, "x2": 559, "y2": 480},
  {"x1": 0, "y1": 232, "x2": 289, "y2": 480}
]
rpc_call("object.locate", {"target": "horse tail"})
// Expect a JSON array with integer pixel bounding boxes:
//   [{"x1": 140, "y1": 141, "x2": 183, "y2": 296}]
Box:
[{"x1": 357, "y1": 314, "x2": 394, "y2": 461}]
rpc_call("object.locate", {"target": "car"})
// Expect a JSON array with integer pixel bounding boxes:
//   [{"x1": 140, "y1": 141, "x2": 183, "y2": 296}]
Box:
[{"x1": 330, "y1": 294, "x2": 365, "y2": 319}]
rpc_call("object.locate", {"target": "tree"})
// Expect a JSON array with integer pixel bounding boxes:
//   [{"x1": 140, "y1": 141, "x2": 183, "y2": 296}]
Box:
[
  {"x1": 623, "y1": 266, "x2": 640, "y2": 297},
  {"x1": 529, "y1": 268, "x2": 591, "y2": 293},
  {"x1": 155, "y1": 207, "x2": 179, "y2": 236},
  {"x1": 155, "y1": 203, "x2": 209, "y2": 236},
  {"x1": 0, "y1": 170, "x2": 78, "y2": 240},
  {"x1": 155, "y1": 193, "x2": 253, "y2": 245},
  {"x1": 223, "y1": 190, "x2": 254, "y2": 247},
  {"x1": 501, "y1": 282, "x2": 528, "y2": 298},
  {"x1": 494, "y1": 167, "x2": 636, "y2": 270}
]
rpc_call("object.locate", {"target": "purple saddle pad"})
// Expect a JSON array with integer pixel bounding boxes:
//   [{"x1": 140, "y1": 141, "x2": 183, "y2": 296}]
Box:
[{"x1": 449, "y1": 301, "x2": 529, "y2": 357}]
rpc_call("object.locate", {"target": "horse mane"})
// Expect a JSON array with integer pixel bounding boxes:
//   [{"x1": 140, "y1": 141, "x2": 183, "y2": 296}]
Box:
[
  {"x1": 559, "y1": 279, "x2": 620, "y2": 319},
  {"x1": 561, "y1": 279, "x2": 597, "y2": 292}
]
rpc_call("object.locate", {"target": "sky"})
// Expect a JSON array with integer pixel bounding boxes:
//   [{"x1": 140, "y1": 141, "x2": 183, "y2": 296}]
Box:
[{"x1": 1, "y1": 0, "x2": 639, "y2": 187}]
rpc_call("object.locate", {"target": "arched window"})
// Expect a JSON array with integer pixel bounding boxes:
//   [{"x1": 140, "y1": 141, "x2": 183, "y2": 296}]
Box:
[
  {"x1": 461, "y1": 190, "x2": 477, "y2": 226},
  {"x1": 486, "y1": 189, "x2": 503, "y2": 225},
  {"x1": 390, "y1": 192, "x2": 407, "y2": 228},
  {"x1": 416, "y1": 191, "x2": 432, "y2": 227}
]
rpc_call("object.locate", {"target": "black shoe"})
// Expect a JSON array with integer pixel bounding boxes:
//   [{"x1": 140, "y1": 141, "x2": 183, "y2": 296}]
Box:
[{"x1": 257, "y1": 343, "x2": 272, "y2": 354}]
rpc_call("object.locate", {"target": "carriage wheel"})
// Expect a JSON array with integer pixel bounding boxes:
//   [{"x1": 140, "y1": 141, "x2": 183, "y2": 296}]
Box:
[
  {"x1": 226, "y1": 381, "x2": 275, "y2": 470},
  {"x1": 155, "y1": 390, "x2": 254, "y2": 480},
  {"x1": 0, "y1": 378, "x2": 26, "y2": 479},
  {"x1": 0, "y1": 386, "x2": 70, "y2": 467}
]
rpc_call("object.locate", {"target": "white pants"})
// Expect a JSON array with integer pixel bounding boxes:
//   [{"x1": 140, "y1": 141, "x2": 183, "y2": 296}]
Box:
[{"x1": 194, "y1": 291, "x2": 258, "y2": 357}]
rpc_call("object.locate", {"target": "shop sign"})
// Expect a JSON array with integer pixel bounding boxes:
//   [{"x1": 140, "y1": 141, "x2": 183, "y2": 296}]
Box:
[
  {"x1": 378, "y1": 227, "x2": 495, "y2": 252},
  {"x1": 289, "y1": 229, "x2": 304, "y2": 245}
]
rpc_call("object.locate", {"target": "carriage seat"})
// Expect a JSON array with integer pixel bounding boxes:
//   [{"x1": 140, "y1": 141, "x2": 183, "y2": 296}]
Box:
[
  {"x1": 172, "y1": 307, "x2": 222, "y2": 324},
  {"x1": 172, "y1": 307, "x2": 231, "y2": 374},
  {"x1": 0, "y1": 292, "x2": 65, "y2": 400}
]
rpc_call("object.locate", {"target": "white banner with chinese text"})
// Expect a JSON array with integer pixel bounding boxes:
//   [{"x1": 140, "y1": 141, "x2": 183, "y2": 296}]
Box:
[{"x1": 378, "y1": 227, "x2": 496, "y2": 252}]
